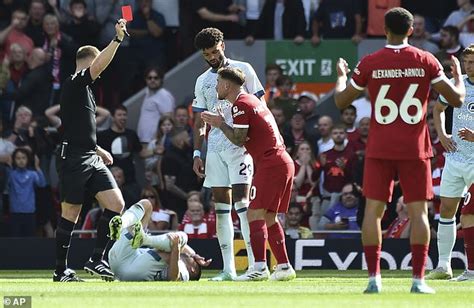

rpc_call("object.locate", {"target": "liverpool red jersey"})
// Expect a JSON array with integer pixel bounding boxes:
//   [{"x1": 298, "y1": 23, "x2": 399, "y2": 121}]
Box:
[
  {"x1": 351, "y1": 43, "x2": 444, "y2": 160},
  {"x1": 232, "y1": 93, "x2": 292, "y2": 167}
]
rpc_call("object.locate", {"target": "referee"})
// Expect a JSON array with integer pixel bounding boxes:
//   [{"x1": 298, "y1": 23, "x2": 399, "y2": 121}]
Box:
[{"x1": 53, "y1": 20, "x2": 127, "y2": 282}]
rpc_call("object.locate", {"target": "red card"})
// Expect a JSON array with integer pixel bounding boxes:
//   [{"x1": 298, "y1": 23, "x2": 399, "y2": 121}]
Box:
[{"x1": 121, "y1": 5, "x2": 133, "y2": 22}]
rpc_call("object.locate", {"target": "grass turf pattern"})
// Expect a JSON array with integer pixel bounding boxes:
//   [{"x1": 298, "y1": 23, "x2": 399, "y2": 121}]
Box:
[{"x1": 0, "y1": 270, "x2": 473, "y2": 307}]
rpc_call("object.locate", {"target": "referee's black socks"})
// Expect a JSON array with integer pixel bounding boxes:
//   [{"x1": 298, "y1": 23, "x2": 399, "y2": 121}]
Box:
[
  {"x1": 91, "y1": 208, "x2": 121, "y2": 262},
  {"x1": 55, "y1": 217, "x2": 76, "y2": 273}
]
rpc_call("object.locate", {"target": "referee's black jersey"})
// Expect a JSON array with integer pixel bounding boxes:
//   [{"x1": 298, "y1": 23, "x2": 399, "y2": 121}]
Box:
[{"x1": 59, "y1": 67, "x2": 97, "y2": 151}]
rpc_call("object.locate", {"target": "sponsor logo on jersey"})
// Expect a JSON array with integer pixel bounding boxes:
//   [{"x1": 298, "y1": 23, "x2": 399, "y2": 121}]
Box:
[{"x1": 468, "y1": 102, "x2": 474, "y2": 113}]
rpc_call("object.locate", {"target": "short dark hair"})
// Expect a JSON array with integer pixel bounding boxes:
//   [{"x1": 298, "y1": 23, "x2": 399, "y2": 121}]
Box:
[
  {"x1": 217, "y1": 67, "x2": 245, "y2": 86},
  {"x1": 331, "y1": 123, "x2": 347, "y2": 132},
  {"x1": 194, "y1": 28, "x2": 224, "y2": 50},
  {"x1": 175, "y1": 105, "x2": 188, "y2": 112},
  {"x1": 169, "y1": 127, "x2": 188, "y2": 139},
  {"x1": 341, "y1": 105, "x2": 357, "y2": 114},
  {"x1": 275, "y1": 75, "x2": 293, "y2": 87},
  {"x1": 441, "y1": 25, "x2": 460, "y2": 42},
  {"x1": 288, "y1": 203, "x2": 303, "y2": 213},
  {"x1": 462, "y1": 44, "x2": 474, "y2": 58},
  {"x1": 76, "y1": 45, "x2": 100, "y2": 61},
  {"x1": 112, "y1": 105, "x2": 127, "y2": 116},
  {"x1": 144, "y1": 66, "x2": 164, "y2": 80},
  {"x1": 69, "y1": 0, "x2": 86, "y2": 8},
  {"x1": 385, "y1": 7, "x2": 414, "y2": 36},
  {"x1": 265, "y1": 63, "x2": 283, "y2": 75}
]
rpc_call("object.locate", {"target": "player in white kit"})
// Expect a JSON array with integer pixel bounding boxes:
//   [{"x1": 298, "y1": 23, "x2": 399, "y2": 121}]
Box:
[
  {"x1": 426, "y1": 46, "x2": 474, "y2": 280},
  {"x1": 192, "y1": 28, "x2": 264, "y2": 281},
  {"x1": 107, "y1": 200, "x2": 211, "y2": 281}
]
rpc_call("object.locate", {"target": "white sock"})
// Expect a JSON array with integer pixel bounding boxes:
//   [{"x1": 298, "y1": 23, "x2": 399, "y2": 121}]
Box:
[
  {"x1": 142, "y1": 233, "x2": 171, "y2": 252},
  {"x1": 412, "y1": 278, "x2": 425, "y2": 284},
  {"x1": 215, "y1": 202, "x2": 236, "y2": 275},
  {"x1": 254, "y1": 261, "x2": 266, "y2": 271},
  {"x1": 276, "y1": 263, "x2": 290, "y2": 270},
  {"x1": 235, "y1": 201, "x2": 255, "y2": 269},
  {"x1": 437, "y1": 217, "x2": 456, "y2": 269},
  {"x1": 121, "y1": 203, "x2": 145, "y2": 229},
  {"x1": 369, "y1": 275, "x2": 382, "y2": 284}
]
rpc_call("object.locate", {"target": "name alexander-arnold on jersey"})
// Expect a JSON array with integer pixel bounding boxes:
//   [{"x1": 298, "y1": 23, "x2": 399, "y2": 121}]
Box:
[{"x1": 372, "y1": 68, "x2": 426, "y2": 79}]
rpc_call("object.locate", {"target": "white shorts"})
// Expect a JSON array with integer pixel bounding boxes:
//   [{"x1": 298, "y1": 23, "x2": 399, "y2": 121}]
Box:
[
  {"x1": 203, "y1": 147, "x2": 253, "y2": 188},
  {"x1": 440, "y1": 159, "x2": 474, "y2": 198},
  {"x1": 108, "y1": 231, "x2": 168, "y2": 281}
]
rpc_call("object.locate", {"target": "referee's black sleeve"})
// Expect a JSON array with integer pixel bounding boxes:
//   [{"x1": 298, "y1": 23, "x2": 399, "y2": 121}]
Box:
[{"x1": 71, "y1": 67, "x2": 94, "y2": 87}]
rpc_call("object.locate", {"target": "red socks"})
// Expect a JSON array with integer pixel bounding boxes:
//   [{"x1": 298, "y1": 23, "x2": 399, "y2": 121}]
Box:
[
  {"x1": 411, "y1": 244, "x2": 429, "y2": 279},
  {"x1": 364, "y1": 245, "x2": 381, "y2": 277},
  {"x1": 463, "y1": 227, "x2": 474, "y2": 270},
  {"x1": 249, "y1": 220, "x2": 267, "y2": 262},
  {"x1": 267, "y1": 222, "x2": 289, "y2": 264}
]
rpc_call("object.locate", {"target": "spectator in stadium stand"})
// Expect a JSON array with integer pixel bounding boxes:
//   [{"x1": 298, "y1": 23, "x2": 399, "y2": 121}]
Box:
[
  {"x1": 128, "y1": 0, "x2": 167, "y2": 71},
  {"x1": 142, "y1": 185, "x2": 178, "y2": 232},
  {"x1": 0, "y1": 43, "x2": 27, "y2": 128},
  {"x1": 409, "y1": 15, "x2": 439, "y2": 54},
  {"x1": 110, "y1": 166, "x2": 141, "y2": 210},
  {"x1": 181, "y1": 190, "x2": 217, "y2": 224},
  {"x1": 351, "y1": 117, "x2": 370, "y2": 188},
  {"x1": 340, "y1": 105, "x2": 359, "y2": 143},
  {"x1": 41, "y1": 14, "x2": 78, "y2": 105},
  {"x1": 292, "y1": 141, "x2": 318, "y2": 204},
  {"x1": 318, "y1": 183, "x2": 360, "y2": 239},
  {"x1": 5, "y1": 105, "x2": 34, "y2": 148},
  {"x1": 161, "y1": 127, "x2": 200, "y2": 220},
  {"x1": 137, "y1": 66, "x2": 175, "y2": 145},
  {"x1": 143, "y1": 115, "x2": 174, "y2": 188},
  {"x1": 7, "y1": 148, "x2": 46, "y2": 237},
  {"x1": 26, "y1": 0, "x2": 58, "y2": 47},
  {"x1": 351, "y1": 89, "x2": 371, "y2": 125},
  {"x1": 235, "y1": 0, "x2": 265, "y2": 41},
  {"x1": 263, "y1": 63, "x2": 282, "y2": 102},
  {"x1": 456, "y1": 11, "x2": 474, "y2": 48},
  {"x1": 0, "y1": 118, "x2": 15, "y2": 213},
  {"x1": 174, "y1": 105, "x2": 194, "y2": 142},
  {"x1": 191, "y1": 0, "x2": 242, "y2": 40},
  {"x1": 435, "y1": 26, "x2": 463, "y2": 75},
  {"x1": 245, "y1": 0, "x2": 306, "y2": 45},
  {"x1": 283, "y1": 111, "x2": 312, "y2": 155},
  {"x1": 310, "y1": 0, "x2": 364, "y2": 46},
  {"x1": 440, "y1": 0, "x2": 474, "y2": 34},
  {"x1": 316, "y1": 115, "x2": 334, "y2": 154},
  {"x1": 319, "y1": 124, "x2": 355, "y2": 214},
  {"x1": 285, "y1": 203, "x2": 313, "y2": 239},
  {"x1": 270, "y1": 106, "x2": 287, "y2": 134},
  {"x1": 366, "y1": 0, "x2": 400, "y2": 37},
  {"x1": 268, "y1": 75, "x2": 298, "y2": 121},
  {"x1": 0, "y1": 8, "x2": 33, "y2": 60},
  {"x1": 297, "y1": 91, "x2": 319, "y2": 140},
  {"x1": 1, "y1": 48, "x2": 51, "y2": 116},
  {"x1": 62, "y1": 0, "x2": 100, "y2": 47},
  {"x1": 179, "y1": 200, "x2": 216, "y2": 239},
  {"x1": 97, "y1": 105, "x2": 144, "y2": 185},
  {"x1": 384, "y1": 196, "x2": 411, "y2": 239}
]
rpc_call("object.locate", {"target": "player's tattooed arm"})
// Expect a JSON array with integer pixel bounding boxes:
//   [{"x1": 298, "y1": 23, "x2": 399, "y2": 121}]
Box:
[{"x1": 219, "y1": 123, "x2": 248, "y2": 147}]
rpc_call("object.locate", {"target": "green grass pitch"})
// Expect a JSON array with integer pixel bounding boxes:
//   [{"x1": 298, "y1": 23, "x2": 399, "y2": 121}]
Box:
[{"x1": 1, "y1": 270, "x2": 473, "y2": 307}]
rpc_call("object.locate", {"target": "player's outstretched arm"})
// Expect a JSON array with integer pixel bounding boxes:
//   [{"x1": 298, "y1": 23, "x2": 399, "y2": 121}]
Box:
[
  {"x1": 334, "y1": 58, "x2": 362, "y2": 109},
  {"x1": 89, "y1": 19, "x2": 126, "y2": 80},
  {"x1": 166, "y1": 233, "x2": 181, "y2": 281},
  {"x1": 432, "y1": 56, "x2": 465, "y2": 108}
]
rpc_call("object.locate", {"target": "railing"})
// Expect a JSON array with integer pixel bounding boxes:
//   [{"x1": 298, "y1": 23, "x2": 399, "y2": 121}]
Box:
[{"x1": 72, "y1": 230, "x2": 362, "y2": 236}]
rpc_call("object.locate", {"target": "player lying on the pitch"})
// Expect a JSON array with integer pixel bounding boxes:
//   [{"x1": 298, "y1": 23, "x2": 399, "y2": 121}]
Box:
[{"x1": 107, "y1": 199, "x2": 212, "y2": 281}]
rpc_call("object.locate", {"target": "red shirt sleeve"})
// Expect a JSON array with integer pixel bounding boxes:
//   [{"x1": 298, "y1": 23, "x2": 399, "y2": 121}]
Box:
[
  {"x1": 425, "y1": 52, "x2": 444, "y2": 84},
  {"x1": 232, "y1": 100, "x2": 250, "y2": 128},
  {"x1": 350, "y1": 56, "x2": 370, "y2": 90}
]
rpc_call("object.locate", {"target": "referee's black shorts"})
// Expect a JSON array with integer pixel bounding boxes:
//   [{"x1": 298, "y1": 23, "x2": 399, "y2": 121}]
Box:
[{"x1": 56, "y1": 150, "x2": 117, "y2": 205}]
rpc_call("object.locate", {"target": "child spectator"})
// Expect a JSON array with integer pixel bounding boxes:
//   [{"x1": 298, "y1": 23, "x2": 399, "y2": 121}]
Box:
[
  {"x1": 7, "y1": 148, "x2": 46, "y2": 237},
  {"x1": 285, "y1": 203, "x2": 313, "y2": 239}
]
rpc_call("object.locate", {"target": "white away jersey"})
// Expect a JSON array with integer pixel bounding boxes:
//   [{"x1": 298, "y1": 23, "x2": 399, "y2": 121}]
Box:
[
  {"x1": 439, "y1": 75, "x2": 474, "y2": 163},
  {"x1": 192, "y1": 59, "x2": 265, "y2": 153}
]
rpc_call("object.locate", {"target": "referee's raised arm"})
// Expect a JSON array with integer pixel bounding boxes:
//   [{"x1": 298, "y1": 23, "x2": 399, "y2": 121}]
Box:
[{"x1": 89, "y1": 18, "x2": 127, "y2": 80}]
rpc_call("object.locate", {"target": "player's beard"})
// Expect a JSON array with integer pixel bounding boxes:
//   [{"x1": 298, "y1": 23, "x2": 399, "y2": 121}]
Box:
[{"x1": 207, "y1": 55, "x2": 224, "y2": 69}]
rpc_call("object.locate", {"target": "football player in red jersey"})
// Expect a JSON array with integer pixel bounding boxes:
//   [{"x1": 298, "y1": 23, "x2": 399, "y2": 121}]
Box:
[
  {"x1": 334, "y1": 7, "x2": 465, "y2": 294},
  {"x1": 201, "y1": 67, "x2": 296, "y2": 281}
]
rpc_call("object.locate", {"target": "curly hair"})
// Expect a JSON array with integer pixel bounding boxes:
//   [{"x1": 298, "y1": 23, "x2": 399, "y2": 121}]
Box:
[{"x1": 194, "y1": 28, "x2": 224, "y2": 50}]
